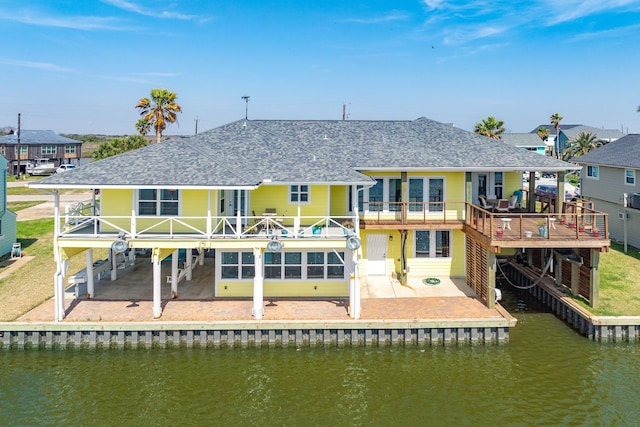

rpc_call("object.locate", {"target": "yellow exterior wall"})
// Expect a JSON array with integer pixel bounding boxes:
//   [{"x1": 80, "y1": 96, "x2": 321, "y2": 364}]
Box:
[{"x1": 216, "y1": 281, "x2": 348, "y2": 297}]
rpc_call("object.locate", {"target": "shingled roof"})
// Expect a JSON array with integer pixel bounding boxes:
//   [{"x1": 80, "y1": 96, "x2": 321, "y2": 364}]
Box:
[
  {"x1": 574, "y1": 134, "x2": 640, "y2": 169},
  {"x1": 33, "y1": 118, "x2": 579, "y2": 190},
  {"x1": 0, "y1": 130, "x2": 81, "y2": 145}
]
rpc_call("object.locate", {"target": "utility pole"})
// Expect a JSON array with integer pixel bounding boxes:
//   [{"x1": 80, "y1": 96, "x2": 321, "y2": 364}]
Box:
[
  {"x1": 195, "y1": 116, "x2": 198, "y2": 135},
  {"x1": 241, "y1": 95, "x2": 250, "y2": 120},
  {"x1": 342, "y1": 103, "x2": 346, "y2": 120},
  {"x1": 16, "y1": 113, "x2": 21, "y2": 179}
]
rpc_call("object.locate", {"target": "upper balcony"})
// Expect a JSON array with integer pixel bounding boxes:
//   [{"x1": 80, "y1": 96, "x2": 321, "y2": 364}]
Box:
[{"x1": 59, "y1": 199, "x2": 610, "y2": 250}]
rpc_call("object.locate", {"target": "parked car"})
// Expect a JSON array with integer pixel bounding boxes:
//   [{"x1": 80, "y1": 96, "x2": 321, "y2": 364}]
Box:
[
  {"x1": 535, "y1": 184, "x2": 576, "y2": 201},
  {"x1": 56, "y1": 164, "x2": 77, "y2": 173}
]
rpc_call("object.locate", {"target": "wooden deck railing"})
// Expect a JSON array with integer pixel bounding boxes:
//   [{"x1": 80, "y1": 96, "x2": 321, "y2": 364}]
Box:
[{"x1": 466, "y1": 203, "x2": 609, "y2": 242}]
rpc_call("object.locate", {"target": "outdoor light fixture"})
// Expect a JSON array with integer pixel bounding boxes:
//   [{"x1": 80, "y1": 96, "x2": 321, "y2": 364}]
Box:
[
  {"x1": 346, "y1": 235, "x2": 361, "y2": 251},
  {"x1": 111, "y1": 231, "x2": 128, "y2": 253},
  {"x1": 266, "y1": 237, "x2": 283, "y2": 252}
]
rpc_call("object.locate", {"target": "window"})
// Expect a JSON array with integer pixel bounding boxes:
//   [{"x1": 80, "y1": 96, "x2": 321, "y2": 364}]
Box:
[
  {"x1": 223, "y1": 250, "x2": 346, "y2": 280},
  {"x1": 368, "y1": 179, "x2": 383, "y2": 212},
  {"x1": 429, "y1": 178, "x2": 444, "y2": 212},
  {"x1": 14, "y1": 146, "x2": 27, "y2": 157},
  {"x1": 409, "y1": 178, "x2": 423, "y2": 212},
  {"x1": 415, "y1": 230, "x2": 451, "y2": 258},
  {"x1": 493, "y1": 172, "x2": 503, "y2": 199},
  {"x1": 348, "y1": 185, "x2": 364, "y2": 213},
  {"x1": 41, "y1": 145, "x2": 56, "y2": 155},
  {"x1": 138, "y1": 189, "x2": 179, "y2": 216},
  {"x1": 290, "y1": 185, "x2": 309, "y2": 203},
  {"x1": 587, "y1": 165, "x2": 599, "y2": 179},
  {"x1": 389, "y1": 179, "x2": 402, "y2": 211},
  {"x1": 625, "y1": 169, "x2": 636, "y2": 186},
  {"x1": 221, "y1": 251, "x2": 255, "y2": 279},
  {"x1": 65, "y1": 145, "x2": 76, "y2": 154},
  {"x1": 0, "y1": 146, "x2": 5, "y2": 156}
]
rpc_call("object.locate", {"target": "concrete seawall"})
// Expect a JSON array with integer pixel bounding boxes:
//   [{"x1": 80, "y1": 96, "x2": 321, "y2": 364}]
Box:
[
  {"x1": 505, "y1": 263, "x2": 640, "y2": 342},
  {"x1": 0, "y1": 319, "x2": 512, "y2": 349}
]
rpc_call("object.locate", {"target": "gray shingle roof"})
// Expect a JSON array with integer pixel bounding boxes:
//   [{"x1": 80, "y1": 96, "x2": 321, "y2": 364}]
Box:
[
  {"x1": 501, "y1": 133, "x2": 546, "y2": 148},
  {"x1": 0, "y1": 130, "x2": 81, "y2": 145},
  {"x1": 574, "y1": 134, "x2": 640, "y2": 169},
  {"x1": 560, "y1": 125, "x2": 625, "y2": 142},
  {"x1": 33, "y1": 118, "x2": 579, "y2": 189}
]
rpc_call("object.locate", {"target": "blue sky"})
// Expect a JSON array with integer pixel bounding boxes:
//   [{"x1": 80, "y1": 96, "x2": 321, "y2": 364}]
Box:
[{"x1": 1, "y1": 0, "x2": 640, "y2": 136}]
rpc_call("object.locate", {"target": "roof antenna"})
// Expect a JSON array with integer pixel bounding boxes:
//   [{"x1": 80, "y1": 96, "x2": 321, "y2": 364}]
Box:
[{"x1": 241, "y1": 95, "x2": 250, "y2": 120}]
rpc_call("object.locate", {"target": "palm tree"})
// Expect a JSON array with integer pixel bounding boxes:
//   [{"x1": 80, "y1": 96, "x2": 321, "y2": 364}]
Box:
[
  {"x1": 135, "y1": 118, "x2": 152, "y2": 136},
  {"x1": 135, "y1": 88, "x2": 182, "y2": 143},
  {"x1": 550, "y1": 112, "x2": 563, "y2": 158},
  {"x1": 536, "y1": 126, "x2": 550, "y2": 155},
  {"x1": 562, "y1": 131, "x2": 600, "y2": 161},
  {"x1": 473, "y1": 116, "x2": 505, "y2": 140}
]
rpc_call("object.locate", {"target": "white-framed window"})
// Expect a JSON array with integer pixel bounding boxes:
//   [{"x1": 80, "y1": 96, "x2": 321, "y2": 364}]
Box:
[
  {"x1": 415, "y1": 230, "x2": 451, "y2": 258},
  {"x1": 65, "y1": 144, "x2": 76, "y2": 154},
  {"x1": 586, "y1": 165, "x2": 599, "y2": 179},
  {"x1": 222, "y1": 250, "x2": 346, "y2": 280},
  {"x1": 41, "y1": 145, "x2": 56, "y2": 155},
  {"x1": 347, "y1": 185, "x2": 364, "y2": 213},
  {"x1": 364, "y1": 176, "x2": 445, "y2": 213},
  {"x1": 493, "y1": 172, "x2": 504, "y2": 199},
  {"x1": 14, "y1": 146, "x2": 27, "y2": 157},
  {"x1": 221, "y1": 251, "x2": 255, "y2": 279},
  {"x1": 137, "y1": 189, "x2": 180, "y2": 216},
  {"x1": 625, "y1": 169, "x2": 635, "y2": 186},
  {"x1": 290, "y1": 185, "x2": 309, "y2": 203}
]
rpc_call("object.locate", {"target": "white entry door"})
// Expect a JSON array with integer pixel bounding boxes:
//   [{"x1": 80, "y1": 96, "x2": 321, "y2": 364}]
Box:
[{"x1": 366, "y1": 234, "x2": 388, "y2": 275}]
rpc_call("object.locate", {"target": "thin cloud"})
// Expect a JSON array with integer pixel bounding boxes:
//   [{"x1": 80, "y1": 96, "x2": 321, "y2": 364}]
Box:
[
  {"x1": 543, "y1": 0, "x2": 640, "y2": 25},
  {"x1": 570, "y1": 22, "x2": 640, "y2": 41},
  {"x1": 0, "y1": 9, "x2": 125, "y2": 30},
  {"x1": 341, "y1": 11, "x2": 410, "y2": 24},
  {"x1": 102, "y1": 0, "x2": 204, "y2": 21},
  {"x1": 1, "y1": 58, "x2": 74, "y2": 73}
]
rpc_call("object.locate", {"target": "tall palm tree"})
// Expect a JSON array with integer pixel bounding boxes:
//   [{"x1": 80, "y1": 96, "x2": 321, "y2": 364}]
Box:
[
  {"x1": 135, "y1": 88, "x2": 182, "y2": 143},
  {"x1": 473, "y1": 116, "x2": 505, "y2": 140},
  {"x1": 562, "y1": 131, "x2": 600, "y2": 161},
  {"x1": 550, "y1": 112, "x2": 563, "y2": 158}
]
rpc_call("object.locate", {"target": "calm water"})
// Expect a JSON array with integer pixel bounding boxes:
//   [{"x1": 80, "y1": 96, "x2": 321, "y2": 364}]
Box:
[{"x1": 1, "y1": 290, "x2": 639, "y2": 426}]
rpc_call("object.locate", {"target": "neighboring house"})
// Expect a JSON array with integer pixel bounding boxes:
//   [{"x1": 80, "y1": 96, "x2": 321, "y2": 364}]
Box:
[
  {"x1": 530, "y1": 124, "x2": 625, "y2": 156},
  {"x1": 501, "y1": 133, "x2": 548, "y2": 155},
  {"x1": 0, "y1": 155, "x2": 17, "y2": 258},
  {"x1": 0, "y1": 130, "x2": 83, "y2": 175},
  {"x1": 33, "y1": 118, "x2": 608, "y2": 322},
  {"x1": 574, "y1": 134, "x2": 640, "y2": 249}
]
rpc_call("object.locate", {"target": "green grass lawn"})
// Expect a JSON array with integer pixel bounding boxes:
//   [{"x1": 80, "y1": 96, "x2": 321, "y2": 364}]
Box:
[{"x1": 574, "y1": 241, "x2": 640, "y2": 316}]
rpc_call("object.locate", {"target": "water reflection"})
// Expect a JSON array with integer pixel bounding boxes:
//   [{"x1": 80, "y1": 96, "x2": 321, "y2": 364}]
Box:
[{"x1": 1, "y1": 290, "x2": 639, "y2": 426}]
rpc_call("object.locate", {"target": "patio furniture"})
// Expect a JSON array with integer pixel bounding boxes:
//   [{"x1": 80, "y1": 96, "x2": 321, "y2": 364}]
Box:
[{"x1": 494, "y1": 199, "x2": 510, "y2": 213}]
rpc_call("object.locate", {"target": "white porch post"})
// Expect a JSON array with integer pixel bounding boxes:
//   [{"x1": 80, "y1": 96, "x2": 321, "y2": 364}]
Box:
[
  {"x1": 350, "y1": 250, "x2": 361, "y2": 319},
  {"x1": 253, "y1": 247, "x2": 264, "y2": 319},
  {"x1": 85, "y1": 248, "x2": 94, "y2": 298},
  {"x1": 110, "y1": 248, "x2": 118, "y2": 280},
  {"x1": 153, "y1": 254, "x2": 162, "y2": 318},
  {"x1": 186, "y1": 249, "x2": 193, "y2": 280},
  {"x1": 171, "y1": 249, "x2": 179, "y2": 298},
  {"x1": 53, "y1": 190, "x2": 65, "y2": 321},
  {"x1": 54, "y1": 271, "x2": 65, "y2": 321}
]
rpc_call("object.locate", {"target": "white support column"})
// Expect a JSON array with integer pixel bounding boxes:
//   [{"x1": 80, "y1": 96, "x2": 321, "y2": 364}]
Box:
[
  {"x1": 199, "y1": 249, "x2": 205, "y2": 266},
  {"x1": 186, "y1": 249, "x2": 193, "y2": 280},
  {"x1": 110, "y1": 249, "x2": 118, "y2": 280},
  {"x1": 153, "y1": 256, "x2": 162, "y2": 318},
  {"x1": 207, "y1": 190, "x2": 212, "y2": 237},
  {"x1": 86, "y1": 248, "x2": 94, "y2": 298},
  {"x1": 350, "y1": 251, "x2": 361, "y2": 319},
  {"x1": 171, "y1": 249, "x2": 179, "y2": 298},
  {"x1": 252, "y1": 247, "x2": 264, "y2": 319},
  {"x1": 54, "y1": 271, "x2": 64, "y2": 322}
]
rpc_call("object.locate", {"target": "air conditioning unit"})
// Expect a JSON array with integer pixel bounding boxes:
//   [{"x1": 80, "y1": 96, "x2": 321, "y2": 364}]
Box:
[
  {"x1": 632, "y1": 193, "x2": 640, "y2": 209},
  {"x1": 618, "y1": 211, "x2": 628, "y2": 220}
]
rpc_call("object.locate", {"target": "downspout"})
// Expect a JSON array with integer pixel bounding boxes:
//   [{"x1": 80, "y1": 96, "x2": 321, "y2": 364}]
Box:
[
  {"x1": 400, "y1": 172, "x2": 408, "y2": 285},
  {"x1": 52, "y1": 190, "x2": 64, "y2": 321}
]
